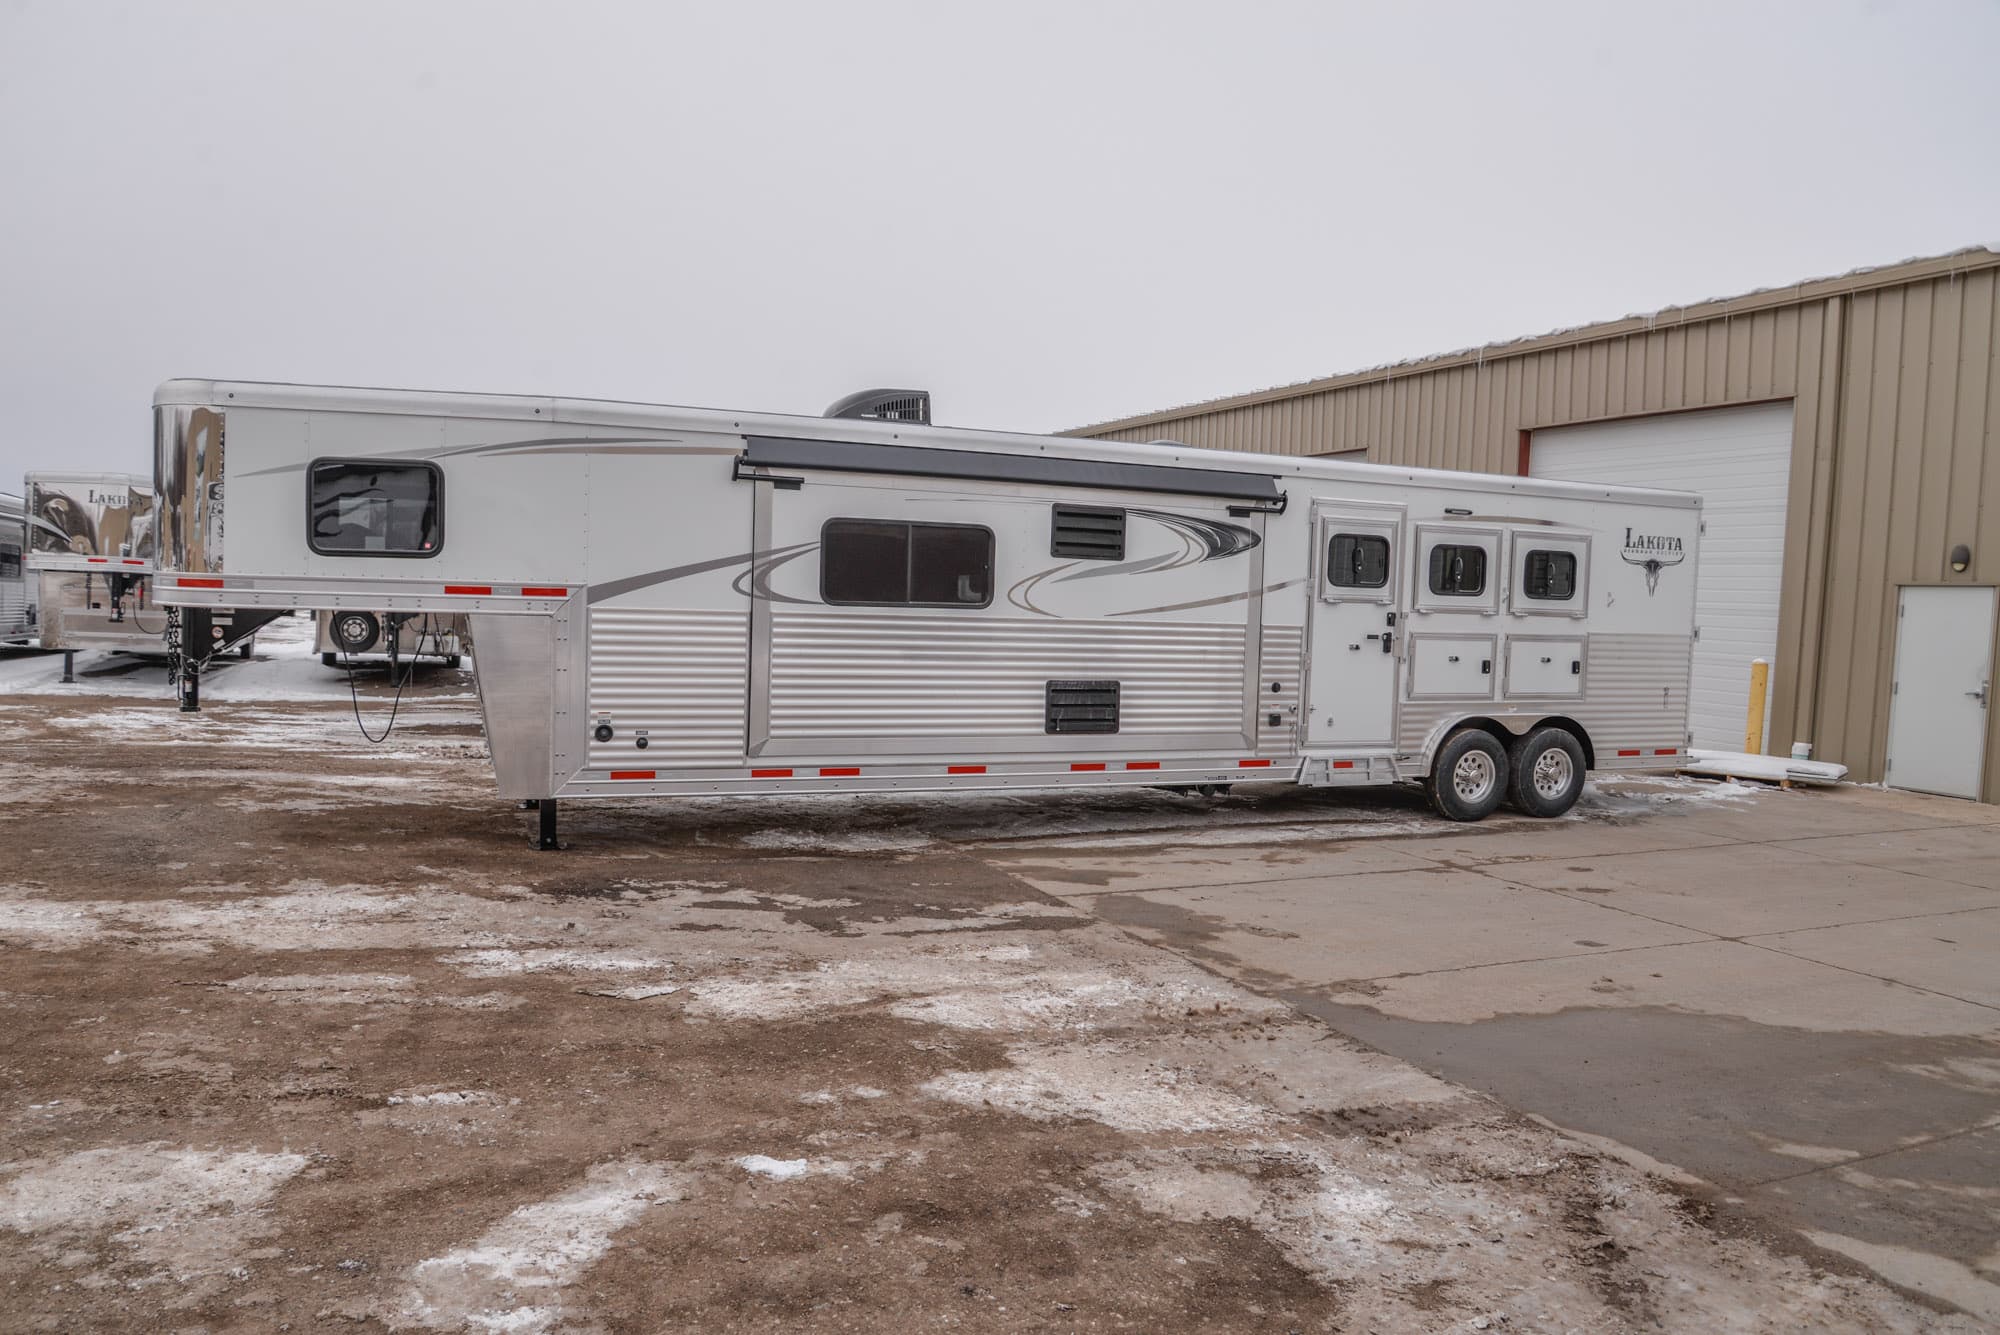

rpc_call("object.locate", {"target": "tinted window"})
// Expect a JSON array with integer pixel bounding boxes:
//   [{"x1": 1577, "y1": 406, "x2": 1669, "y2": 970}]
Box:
[
  {"x1": 1523, "y1": 549, "x2": 1577, "y2": 600},
  {"x1": 1328, "y1": 533, "x2": 1389, "y2": 588},
  {"x1": 1427, "y1": 543, "x2": 1486, "y2": 596},
  {"x1": 0, "y1": 542, "x2": 19, "y2": 580},
  {"x1": 309, "y1": 460, "x2": 441, "y2": 557},
  {"x1": 822, "y1": 520, "x2": 992, "y2": 607}
]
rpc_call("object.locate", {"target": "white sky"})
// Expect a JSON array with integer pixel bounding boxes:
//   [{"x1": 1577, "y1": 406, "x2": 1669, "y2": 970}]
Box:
[{"x1": 2, "y1": 0, "x2": 1996, "y2": 484}]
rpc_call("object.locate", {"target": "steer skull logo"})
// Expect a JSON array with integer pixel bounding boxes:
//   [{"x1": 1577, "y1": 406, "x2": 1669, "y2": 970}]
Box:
[{"x1": 1620, "y1": 527, "x2": 1686, "y2": 596}]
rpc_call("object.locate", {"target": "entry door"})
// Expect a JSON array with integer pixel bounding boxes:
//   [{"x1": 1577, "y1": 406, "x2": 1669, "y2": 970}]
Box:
[
  {"x1": 1306, "y1": 507, "x2": 1402, "y2": 747},
  {"x1": 1886, "y1": 586, "x2": 1995, "y2": 799}
]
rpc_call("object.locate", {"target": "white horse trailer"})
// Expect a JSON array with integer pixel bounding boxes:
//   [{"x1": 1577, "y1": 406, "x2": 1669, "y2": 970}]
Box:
[
  {"x1": 23, "y1": 472, "x2": 169, "y2": 667},
  {"x1": 0, "y1": 491, "x2": 33, "y2": 646},
  {"x1": 152, "y1": 380, "x2": 1700, "y2": 847}
]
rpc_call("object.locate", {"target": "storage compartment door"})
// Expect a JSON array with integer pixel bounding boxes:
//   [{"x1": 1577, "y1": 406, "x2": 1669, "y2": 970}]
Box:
[
  {"x1": 1408, "y1": 634, "x2": 1496, "y2": 700},
  {"x1": 1505, "y1": 637, "x2": 1584, "y2": 698}
]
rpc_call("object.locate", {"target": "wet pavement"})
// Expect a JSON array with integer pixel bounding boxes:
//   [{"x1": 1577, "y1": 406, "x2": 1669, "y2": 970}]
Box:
[{"x1": 993, "y1": 782, "x2": 2000, "y2": 1323}]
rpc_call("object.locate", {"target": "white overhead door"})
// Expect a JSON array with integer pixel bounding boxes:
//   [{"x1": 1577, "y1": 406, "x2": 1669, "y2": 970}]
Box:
[{"x1": 1530, "y1": 403, "x2": 1794, "y2": 753}]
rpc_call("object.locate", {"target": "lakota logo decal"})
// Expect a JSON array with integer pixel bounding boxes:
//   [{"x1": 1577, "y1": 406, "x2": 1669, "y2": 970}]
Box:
[{"x1": 1620, "y1": 527, "x2": 1686, "y2": 595}]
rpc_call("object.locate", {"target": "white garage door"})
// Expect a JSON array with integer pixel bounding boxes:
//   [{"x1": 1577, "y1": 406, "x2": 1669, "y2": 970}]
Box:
[{"x1": 1530, "y1": 402, "x2": 1794, "y2": 753}]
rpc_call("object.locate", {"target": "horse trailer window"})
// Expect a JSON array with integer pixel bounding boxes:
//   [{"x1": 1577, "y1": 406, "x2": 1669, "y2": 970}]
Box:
[
  {"x1": 1523, "y1": 549, "x2": 1578, "y2": 600},
  {"x1": 1427, "y1": 543, "x2": 1486, "y2": 596},
  {"x1": 308, "y1": 460, "x2": 442, "y2": 557},
  {"x1": 0, "y1": 541, "x2": 19, "y2": 580},
  {"x1": 1328, "y1": 533, "x2": 1389, "y2": 588},
  {"x1": 822, "y1": 519, "x2": 993, "y2": 607}
]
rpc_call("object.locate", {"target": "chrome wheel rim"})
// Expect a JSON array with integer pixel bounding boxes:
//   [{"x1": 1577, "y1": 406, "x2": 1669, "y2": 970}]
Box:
[
  {"x1": 1531, "y1": 747, "x2": 1574, "y2": 800},
  {"x1": 1452, "y1": 750, "x2": 1496, "y2": 804}
]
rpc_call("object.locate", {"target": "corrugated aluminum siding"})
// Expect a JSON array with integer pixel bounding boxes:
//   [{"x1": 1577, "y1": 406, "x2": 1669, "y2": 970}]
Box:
[{"x1": 1081, "y1": 252, "x2": 2000, "y2": 799}]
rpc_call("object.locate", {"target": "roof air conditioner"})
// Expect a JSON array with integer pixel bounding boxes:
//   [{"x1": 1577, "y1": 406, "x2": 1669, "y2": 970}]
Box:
[{"x1": 825, "y1": 388, "x2": 930, "y2": 425}]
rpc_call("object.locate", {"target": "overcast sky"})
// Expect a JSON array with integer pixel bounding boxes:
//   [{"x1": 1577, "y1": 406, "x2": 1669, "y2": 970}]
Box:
[{"x1": 2, "y1": 0, "x2": 1996, "y2": 485}]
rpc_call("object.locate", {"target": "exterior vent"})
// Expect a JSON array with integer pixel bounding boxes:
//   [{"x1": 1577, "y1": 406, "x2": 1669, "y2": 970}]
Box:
[
  {"x1": 1050, "y1": 504, "x2": 1126, "y2": 560},
  {"x1": 824, "y1": 388, "x2": 931, "y2": 424},
  {"x1": 1046, "y1": 679, "x2": 1120, "y2": 734}
]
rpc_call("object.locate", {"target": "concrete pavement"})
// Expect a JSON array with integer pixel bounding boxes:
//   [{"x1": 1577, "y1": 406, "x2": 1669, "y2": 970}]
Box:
[{"x1": 986, "y1": 780, "x2": 2000, "y2": 1324}]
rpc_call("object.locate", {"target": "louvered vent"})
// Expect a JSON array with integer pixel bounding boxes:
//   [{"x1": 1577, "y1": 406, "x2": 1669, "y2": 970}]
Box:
[
  {"x1": 1050, "y1": 504, "x2": 1126, "y2": 560},
  {"x1": 824, "y1": 388, "x2": 931, "y2": 424},
  {"x1": 1045, "y1": 679, "x2": 1120, "y2": 734}
]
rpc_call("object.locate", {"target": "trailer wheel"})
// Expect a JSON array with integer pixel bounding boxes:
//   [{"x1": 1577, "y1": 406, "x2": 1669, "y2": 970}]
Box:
[
  {"x1": 1508, "y1": 726, "x2": 1586, "y2": 818},
  {"x1": 1427, "y1": 729, "x2": 1508, "y2": 822}
]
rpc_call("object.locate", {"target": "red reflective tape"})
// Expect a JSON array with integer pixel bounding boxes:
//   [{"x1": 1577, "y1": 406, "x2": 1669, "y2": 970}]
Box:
[
  {"x1": 86, "y1": 557, "x2": 107, "y2": 563},
  {"x1": 177, "y1": 577, "x2": 224, "y2": 588},
  {"x1": 947, "y1": 765, "x2": 986, "y2": 775},
  {"x1": 751, "y1": 768, "x2": 792, "y2": 779},
  {"x1": 1655, "y1": 748, "x2": 1679, "y2": 756},
  {"x1": 609, "y1": 770, "x2": 655, "y2": 781},
  {"x1": 1332, "y1": 760, "x2": 1355, "y2": 769},
  {"x1": 521, "y1": 586, "x2": 567, "y2": 598},
  {"x1": 1238, "y1": 759, "x2": 1272, "y2": 768},
  {"x1": 1124, "y1": 761, "x2": 1160, "y2": 771},
  {"x1": 444, "y1": 584, "x2": 492, "y2": 596},
  {"x1": 122, "y1": 559, "x2": 146, "y2": 566},
  {"x1": 1616, "y1": 749, "x2": 1642, "y2": 757},
  {"x1": 1071, "y1": 762, "x2": 1106, "y2": 772},
  {"x1": 819, "y1": 766, "x2": 861, "y2": 777}
]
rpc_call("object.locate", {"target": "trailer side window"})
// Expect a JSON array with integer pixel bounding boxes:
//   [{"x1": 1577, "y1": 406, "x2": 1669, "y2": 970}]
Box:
[
  {"x1": 822, "y1": 519, "x2": 993, "y2": 607},
  {"x1": 1328, "y1": 533, "x2": 1389, "y2": 588},
  {"x1": 1426, "y1": 543, "x2": 1486, "y2": 596},
  {"x1": 0, "y1": 541, "x2": 19, "y2": 580},
  {"x1": 1050, "y1": 505, "x2": 1125, "y2": 560},
  {"x1": 1522, "y1": 549, "x2": 1577, "y2": 600},
  {"x1": 308, "y1": 460, "x2": 442, "y2": 557}
]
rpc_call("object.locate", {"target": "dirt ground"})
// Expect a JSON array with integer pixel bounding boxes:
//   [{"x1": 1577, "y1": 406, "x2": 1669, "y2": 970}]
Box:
[{"x1": 0, "y1": 670, "x2": 1986, "y2": 1330}]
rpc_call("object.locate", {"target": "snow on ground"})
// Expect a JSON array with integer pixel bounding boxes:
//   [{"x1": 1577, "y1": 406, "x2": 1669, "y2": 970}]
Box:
[
  {"x1": 0, "y1": 614, "x2": 476, "y2": 705},
  {"x1": 923, "y1": 1043, "x2": 1276, "y2": 1134},
  {"x1": 390, "y1": 1159, "x2": 681, "y2": 1333},
  {"x1": 0, "y1": 1144, "x2": 307, "y2": 1285}
]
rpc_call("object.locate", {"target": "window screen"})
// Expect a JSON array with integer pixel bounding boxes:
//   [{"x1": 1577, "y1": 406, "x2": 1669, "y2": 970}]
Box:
[
  {"x1": 1523, "y1": 549, "x2": 1578, "y2": 600},
  {"x1": 822, "y1": 519, "x2": 992, "y2": 607},
  {"x1": 1328, "y1": 533, "x2": 1389, "y2": 588},
  {"x1": 308, "y1": 460, "x2": 442, "y2": 557},
  {"x1": 1050, "y1": 505, "x2": 1125, "y2": 560},
  {"x1": 0, "y1": 542, "x2": 19, "y2": 580},
  {"x1": 1427, "y1": 543, "x2": 1486, "y2": 596}
]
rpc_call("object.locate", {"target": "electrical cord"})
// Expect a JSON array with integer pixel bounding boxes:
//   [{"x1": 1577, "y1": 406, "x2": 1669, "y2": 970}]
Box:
[{"x1": 343, "y1": 613, "x2": 447, "y2": 744}]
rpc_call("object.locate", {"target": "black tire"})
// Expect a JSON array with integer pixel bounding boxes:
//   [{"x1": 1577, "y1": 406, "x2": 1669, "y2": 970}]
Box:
[
  {"x1": 330, "y1": 610, "x2": 380, "y2": 655},
  {"x1": 1508, "y1": 726, "x2": 1587, "y2": 818},
  {"x1": 1427, "y1": 728, "x2": 1509, "y2": 822},
  {"x1": 321, "y1": 652, "x2": 339, "y2": 668}
]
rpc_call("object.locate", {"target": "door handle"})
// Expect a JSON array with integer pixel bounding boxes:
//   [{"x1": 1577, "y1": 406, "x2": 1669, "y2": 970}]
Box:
[
  {"x1": 1481, "y1": 659, "x2": 1492, "y2": 674},
  {"x1": 1972, "y1": 681, "x2": 1990, "y2": 707},
  {"x1": 1381, "y1": 634, "x2": 1392, "y2": 655}
]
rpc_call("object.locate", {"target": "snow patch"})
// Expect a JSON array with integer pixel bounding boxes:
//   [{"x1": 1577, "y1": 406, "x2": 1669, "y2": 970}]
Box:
[
  {"x1": 392, "y1": 1159, "x2": 679, "y2": 1332},
  {"x1": 923, "y1": 1044, "x2": 1273, "y2": 1133},
  {"x1": 737, "y1": 1155, "x2": 811, "y2": 1180},
  {"x1": 0, "y1": 1144, "x2": 306, "y2": 1282}
]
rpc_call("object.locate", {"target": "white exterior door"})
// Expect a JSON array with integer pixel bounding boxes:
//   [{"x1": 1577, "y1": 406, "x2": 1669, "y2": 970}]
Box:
[
  {"x1": 1306, "y1": 507, "x2": 1402, "y2": 747},
  {"x1": 1886, "y1": 586, "x2": 1994, "y2": 799},
  {"x1": 1530, "y1": 402, "x2": 1793, "y2": 752}
]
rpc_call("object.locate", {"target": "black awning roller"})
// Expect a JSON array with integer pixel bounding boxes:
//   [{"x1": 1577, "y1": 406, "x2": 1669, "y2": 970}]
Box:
[{"x1": 740, "y1": 436, "x2": 1283, "y2": 505}]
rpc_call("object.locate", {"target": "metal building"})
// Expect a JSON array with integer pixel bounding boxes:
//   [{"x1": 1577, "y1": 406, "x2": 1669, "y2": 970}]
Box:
[{"x1": 1074, "y1": 247, "x2": 2000, "y2": 802}]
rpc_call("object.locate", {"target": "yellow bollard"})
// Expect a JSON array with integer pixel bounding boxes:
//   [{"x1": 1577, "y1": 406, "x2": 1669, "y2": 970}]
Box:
[{"x1": 1744, "y1": 658, "x2": 1770, "y2": 754}]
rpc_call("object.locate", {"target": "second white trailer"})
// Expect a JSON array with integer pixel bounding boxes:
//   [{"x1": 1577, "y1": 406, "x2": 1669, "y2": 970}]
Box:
[{"x1": 152, "y1": 380, "x2": 1701, "y2": 846}]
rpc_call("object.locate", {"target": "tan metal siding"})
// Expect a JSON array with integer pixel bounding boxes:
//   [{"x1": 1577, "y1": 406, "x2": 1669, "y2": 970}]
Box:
[{"x1": 1082, "y1": 255, "x2": 2000, "y2": 798}]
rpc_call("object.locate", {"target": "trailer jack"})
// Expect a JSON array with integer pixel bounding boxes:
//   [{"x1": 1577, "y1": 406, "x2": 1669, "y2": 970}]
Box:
[{"x1": 536, "y1": 798, "x2": 560, "y2": 851}]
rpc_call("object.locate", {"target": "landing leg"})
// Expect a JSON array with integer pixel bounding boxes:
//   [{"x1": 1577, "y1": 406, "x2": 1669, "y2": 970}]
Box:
[
  {"x1": 178, "y1": 656, "x2": 200, "y2": 712},
  {"x1": 537, "y1": 798, "x2": 559, "y2": 851},
  {"x1": 61, "y1": 651, "x2": 75, "y2": 685}
]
